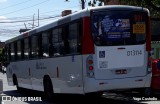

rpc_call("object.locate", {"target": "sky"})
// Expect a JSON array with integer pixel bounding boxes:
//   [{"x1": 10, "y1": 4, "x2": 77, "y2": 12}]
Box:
[{"x1": 0, "y1": 0, "x2": 91, "y2": 42}]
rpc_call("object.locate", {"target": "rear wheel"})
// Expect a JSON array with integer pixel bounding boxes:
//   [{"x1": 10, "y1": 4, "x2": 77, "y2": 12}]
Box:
[
  {"x1": 140, "y1": 87, "x2": 153, "y2": 97},
  {"x1": 85, "y1": 92, "x2": 103, "y2": 98},
  {"x1": 43, "y1": 76, "x2": 53, "y2": 100},
  {"x1": 144, "y1": 87, "x2": 153, "y2": 96},
  {"x1": 13, "y1": 75, "x2": 21, "y2": 91}
]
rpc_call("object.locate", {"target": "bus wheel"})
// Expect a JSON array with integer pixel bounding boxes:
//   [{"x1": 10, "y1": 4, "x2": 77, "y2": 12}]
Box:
[
  {"x1": 13, "y1": 75, "x2": 21, "y2": 91},
  {"x1": 85, "y1": 92, "x2": 103, "y2": 98},
  {"x1": 143, "y1": 87, "x2": 153, "y2": 97},
  {"x1": 43, "y1": 77, "x2": 53, "y2": 100}
]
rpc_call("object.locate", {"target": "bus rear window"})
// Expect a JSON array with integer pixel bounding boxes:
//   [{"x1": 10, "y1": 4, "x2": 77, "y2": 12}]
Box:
[{"x1": 91, "y1": 10, "x2": 148, "y2": 46}]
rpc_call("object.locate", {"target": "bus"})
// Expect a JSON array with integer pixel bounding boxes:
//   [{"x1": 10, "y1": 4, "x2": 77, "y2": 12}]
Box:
[{"x1": 5, "y1": 5, "x2": 152, "y2": 97}]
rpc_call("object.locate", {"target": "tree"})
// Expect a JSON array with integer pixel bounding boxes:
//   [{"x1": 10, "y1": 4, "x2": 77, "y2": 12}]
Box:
[
  {"x1": 88, "y1": 0, "x2": 103, "y2": 7},
  {"x1": 120, "y1": 0, "x2": 160, "y2": 17},
  {"x1": 88, "y1": 0, "x2": 160, "y2": 17},
  {"x1": 0, "y1": 48, "x2": 5, "y2": 65},
  {"x1": 89, "y1": 0, "x2": 160, "y2": 10}
]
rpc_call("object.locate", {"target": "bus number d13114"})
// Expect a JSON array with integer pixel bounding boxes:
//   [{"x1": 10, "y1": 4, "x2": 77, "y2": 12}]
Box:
[{"x1": 127, "y1": 50, "x2": 142, "y2": 56}]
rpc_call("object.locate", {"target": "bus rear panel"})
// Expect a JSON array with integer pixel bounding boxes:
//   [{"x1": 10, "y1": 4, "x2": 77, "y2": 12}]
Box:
[{"x1": 83, "y1": 7, "x2": 151, "y2": 93}]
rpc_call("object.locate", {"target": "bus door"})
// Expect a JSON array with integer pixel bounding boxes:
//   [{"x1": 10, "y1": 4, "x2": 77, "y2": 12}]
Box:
[{"x1": 91, "y1": 10, "x2": 149, "y2": 80}]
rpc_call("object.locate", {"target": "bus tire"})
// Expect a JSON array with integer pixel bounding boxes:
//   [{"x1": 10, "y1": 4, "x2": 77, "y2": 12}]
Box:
[
  {"x1": 43, "y1": 76, "x2": 53, "y2": 100},
  {"x1": 144, "y1": 87, "x2": 153, "y2": 97},
  {"x1": 139, "y1": 87, "x2": 153, "y2": 97},
  {"x1": 13, "y1": 75, "x2": 21, "y2": 91},
  {"x1": 85, "y1": 91, "x2": 103, "y2": 98}
]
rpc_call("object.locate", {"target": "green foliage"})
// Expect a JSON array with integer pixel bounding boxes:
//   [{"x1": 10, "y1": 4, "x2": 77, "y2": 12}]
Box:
[
  {"x1": 0, "y1": 48, "x2": 5, "y2": 63},
  {"x1": 89, "y1": 0, "x2": 160, "y2": 17},
  {"x1": 88, "y1": 0, "x2": 103, "y2": 7}
]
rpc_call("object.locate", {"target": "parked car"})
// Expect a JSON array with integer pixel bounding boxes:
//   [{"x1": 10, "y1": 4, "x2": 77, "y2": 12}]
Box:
[{"x1": 151, "y1": 59, "x2": 160, "y2": 93}]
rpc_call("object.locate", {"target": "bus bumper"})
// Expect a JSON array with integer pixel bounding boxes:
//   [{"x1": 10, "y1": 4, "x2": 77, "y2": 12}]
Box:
[{"x1": 84, "y1": 74, "x2": 151, "y2": 93}]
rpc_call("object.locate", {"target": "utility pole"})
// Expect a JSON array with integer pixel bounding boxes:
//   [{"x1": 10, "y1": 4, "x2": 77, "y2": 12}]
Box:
[
  {"x1": 38, "y1": 9, "x2": 39, "y2": 27},
  {"x1": 81, "y1": 0, "x2": 86, "y2": 9},
  {"x1": 33, "y1": 14, "x2": 35, "y2": 29},
  {"x1": 65, "y1": 0, "x2": 86, "y2": 9}
]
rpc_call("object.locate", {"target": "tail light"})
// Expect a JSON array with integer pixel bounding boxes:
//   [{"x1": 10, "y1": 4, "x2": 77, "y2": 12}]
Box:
[{"x1": 86, "y1": 55, "x2": 94, "y2": 78}]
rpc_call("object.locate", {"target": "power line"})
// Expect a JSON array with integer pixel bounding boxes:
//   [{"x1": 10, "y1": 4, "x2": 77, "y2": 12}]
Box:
[
  {"x1": 0, "y1": 0, "x2": 50, "y2": 16},
  {"x1": 0, "y1": 15, "x2": 61, "y2": 23},
  {"x1": 0, "y1": 5, "x2": 80, "y2": 21},
  {"x1": 0, "y1": 0, "x2": 33, "y2": 11}
]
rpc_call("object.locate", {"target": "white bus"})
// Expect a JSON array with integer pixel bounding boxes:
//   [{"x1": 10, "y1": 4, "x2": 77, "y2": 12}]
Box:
[{"x1": 5, "y1": 5, "x2": 152, "y2": 97}]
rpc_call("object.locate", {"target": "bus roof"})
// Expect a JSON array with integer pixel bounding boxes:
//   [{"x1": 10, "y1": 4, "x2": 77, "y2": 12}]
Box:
[{"x1": 5, "y1": 5, "x2": 149, "y2": 44}]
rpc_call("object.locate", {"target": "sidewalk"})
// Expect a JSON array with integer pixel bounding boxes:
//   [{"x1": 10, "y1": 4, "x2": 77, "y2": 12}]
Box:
[
  {"x1": 0, "y1": 73, "x2": 16, "y2": 104},
  {"x1": 0, "y1": 73, "x2": 16, "y2": 93}
]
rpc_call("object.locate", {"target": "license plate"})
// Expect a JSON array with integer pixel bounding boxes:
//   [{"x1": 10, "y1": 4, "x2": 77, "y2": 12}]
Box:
[{"x1": 115, "y1": 69, "x2": 127, "y2": 74}]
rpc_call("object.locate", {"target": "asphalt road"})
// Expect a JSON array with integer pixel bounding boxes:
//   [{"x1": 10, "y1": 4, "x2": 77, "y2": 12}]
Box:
[{"x1": 0, "y1": 72, "x2": 160, "y2": 104}]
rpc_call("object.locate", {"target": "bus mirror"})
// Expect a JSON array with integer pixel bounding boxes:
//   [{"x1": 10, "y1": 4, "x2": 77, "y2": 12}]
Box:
[{"x1": 157, "y1": 60, "x2": 160, "y2": 70}]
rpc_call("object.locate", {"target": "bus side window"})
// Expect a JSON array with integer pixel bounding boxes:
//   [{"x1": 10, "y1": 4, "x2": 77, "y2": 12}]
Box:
[
  {"x1": 5, "y1": 45, "x2": 10, "y2": 62},
  {"x1": 21, "y1": 40, "x2": 24, "y2": 59},
  {"x1": 31, "y1": 35, "x2": 39, "y2": 58},
  {"x1": 68, "y1": 22, "x2": 81, "y2": 54},
  {"x1": 17, "y1": 41, "x2": 21, "y2": 60},
  {"x1": 48, "y1": 31, "x2": 53, "y2": 57},
  {"x1": 24, "y1": 38, "x2": 29, "y2": 59},
  {"x1": 52, "y1": 28, "x2": 64, "y2": 56},
  {"x1": 14, "y1": 42, "x2": 18, "y2": 61},
  {"x1": 42, "y1": 32, "x2": 49, "y2": 57},
  {"x1": 10, "y1": 43, "x2": 15, "y2": 61},
  {"x1": 62, "y1": 25, "x2": 69, "y2": 54},
  {"x1": 38, "y1": 34, "x2": 43, "y2": 58}
]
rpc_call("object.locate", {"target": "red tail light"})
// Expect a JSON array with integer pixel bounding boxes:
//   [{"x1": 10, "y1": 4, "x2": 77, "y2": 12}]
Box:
[
  {"x1": 86, "y1": 55, "x2": 94, "y2": 78},
  {"x1": 89, "y1": 66, "x2": 94, "y2": 71}
]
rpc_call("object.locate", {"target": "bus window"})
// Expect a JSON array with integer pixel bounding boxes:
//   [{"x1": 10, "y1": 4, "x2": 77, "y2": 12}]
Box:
[
  {"x1": 14, "y1": 42, "x2": 18, "y2": 61},
  {"x1": 24, "y1": 38, "x2": 29, "y2": 59},
  {"x1": 68, "y1": 23, "x2": 80, "y2": 54},
  {"x1": 42, "y1": 32, "x2": 49, "y2": 57},
  {"x1": 31, "y1": 35, "x2": 38, "y2": 58},
  {"x1": 91, "y1": 11, "x2": 147, "y2": 46},
  {"x1": 10, "y1": 43, "x2": 15, "y2": 61},
  {"x1": 21, "y1": 40, "x2": 24, "y2": 59},
  {"x1": 52, "y1": 28, "x2": 64, "y2": 56},
  {"x1": 17, "y1": 41, "x2": 21, "y2": 60},
  {"x1": 5, "y1": 44, "x2": 10, "y2": 62},
  {"x1": 38, "y1": 34, "x2": 43, "y2": 58}
]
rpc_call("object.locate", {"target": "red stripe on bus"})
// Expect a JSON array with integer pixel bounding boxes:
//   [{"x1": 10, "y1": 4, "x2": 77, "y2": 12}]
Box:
[
  {"x1": 146, "y1": 16, "x2": 151, "y2": 51},
  {"x1": 82, "y1": 17, "x2": 94, "y2": 54}
]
